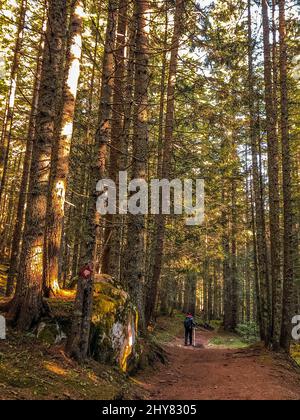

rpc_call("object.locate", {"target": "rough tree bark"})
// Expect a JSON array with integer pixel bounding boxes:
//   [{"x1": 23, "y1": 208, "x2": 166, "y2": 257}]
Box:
[
  {"x1": 96, "y1": 0, "x2": 118, "y2": 182},
  {"x1": 102, "y1": 0, "x2": 128, "y2": 280},
  {"x1": 122, "y1": 0, "x2": 151, "y2": 329},
  {"x1": 43, "y1": 0, "x2": 84, "y2": 297},
  {"x1": 262, "y1": 0, "x2": 281, "y2": 348},
  {"x1": 222, "y1": 183, "x2": 232, "y2": 331},
  {"x1": 230, "y1": 176, "x2": 238, "y2": 330},
  {"x1": 247, "y1": 2, "x2": 270, "y2": 336},
  {"x1": 66, "y1": 0, "x2": 118, "y2": 361},
  {"x1": 93, "y1": 0, "x2": 117, "y2": 275},
  {"x1": 279, "y1": 0, "x2": 294, "y2": 352},
  {"x1": 6, "y1": 18, "x2": 46, "y2": 296},
  {"x1": 68, "y1": 2, "x2": 101, "y2": 284},
  {"x1": 7, "y1": 0, "x2": 67, "y2": 330}
]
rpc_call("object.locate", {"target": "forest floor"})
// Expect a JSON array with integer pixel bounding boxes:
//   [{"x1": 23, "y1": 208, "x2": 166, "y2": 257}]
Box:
[
  {"x1": 0, "y1": 313, "x2": 299, "y2": 401},
  {"x1": 0, "y1": 327, "x2": 143, "y2": 400},
  {"x1": 134, "y1": 317, "x2": 300, "y2": 400},
  {"x1": 1, "y1": 259, "x2": 300, "y2": 401},
  {"x1": 0, "y1": 266, "x2": 141, "y2": 400}
]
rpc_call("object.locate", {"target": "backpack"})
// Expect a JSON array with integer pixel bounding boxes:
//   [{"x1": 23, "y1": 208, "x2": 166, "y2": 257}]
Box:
[
  {"x1": 184, "y1": 317, "x2": 193, "y2": 330},
  {"x1": 79, "y1": 265, "x2": 93, "y2": 280}
]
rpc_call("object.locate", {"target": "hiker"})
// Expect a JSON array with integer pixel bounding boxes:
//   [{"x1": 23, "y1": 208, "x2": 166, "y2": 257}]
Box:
[{"x1": 184, "y1": 313, "x2": 196, "y2": 346}]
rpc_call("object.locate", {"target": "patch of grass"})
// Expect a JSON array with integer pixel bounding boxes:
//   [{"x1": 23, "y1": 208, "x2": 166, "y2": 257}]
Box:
[{"x1": 208, "y1": 334, "x2": 250, "y2": 349}]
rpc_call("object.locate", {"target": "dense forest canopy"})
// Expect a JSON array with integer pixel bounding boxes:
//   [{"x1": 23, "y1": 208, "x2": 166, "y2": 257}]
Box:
[{"x1": 0, "y1": 0, "x2": 299, "y2": 366}]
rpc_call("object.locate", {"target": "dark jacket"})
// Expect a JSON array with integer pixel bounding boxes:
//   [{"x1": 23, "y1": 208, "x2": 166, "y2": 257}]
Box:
[{"x1": 184, "y1": 316, "x2": 196, "y2": 330}]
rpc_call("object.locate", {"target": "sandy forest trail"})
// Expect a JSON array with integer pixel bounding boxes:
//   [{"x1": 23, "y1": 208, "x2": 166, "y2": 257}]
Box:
[{"x1": 135, "y1": 330, "x2": 300, "y2": 400}]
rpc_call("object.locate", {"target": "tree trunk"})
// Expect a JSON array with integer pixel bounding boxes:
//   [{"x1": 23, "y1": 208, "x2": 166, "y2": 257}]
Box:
[
  {"x1": 208, "y1": 273, "x2": 213, "y2": 321},
  {"x1": 231, "y1": 177, "x2": 238, "y2": 329},
  {"x1": 43, "y1": 0, "x2": 84, "y2": 297},
  {"x1": 122, "y1": 0, "x2": 151, "y2": 329},
  {"x1": 95, "y1": 0, "x2": 117, "y2": 182},
  {"x1": 248, "y1": 0, "x2": 270, "y2": 343},
  {"x1": 145, "y1": 0, "x2": 184, "y2": 325},
  {"x1": 66, "y1": 270, "x2": 93, "y2": 362},
  {"x1": 0, "y1": 0, "x2": 27, "y2": 204},
  {"x1": 0, "y1": 156, "x2": 20, "y2": 256},
  {"x1": 262, "y1": 0, "x2": 282, "y2": 349},
  {"x1": 157, "y1": 6, "x2": 169, "y2": 179},
  {"x1": 67, "y1": 3, "x2": 101, "y2": 286},
  {"x1": 102, "y1": 0, "x2": 128, "y2": 281},
  {"x1": 279, "y1": 0, "x2": 294, "y2": 352},
  {"x1": 66, "y1": 0, "x2": 118, "y2": 361},
  {"x1": 245, "y1": 155, "x2": 252, "y2": 323},
  {"x1": 94, "y1": 0, "x2": 117, "y2": 275},
  {"x1": 183, "y1": 273, "x2": 197, "y2": 316},
  {"x1": 144, "y1": 6, "x2": 168, "y2": 319},
  {"x1": 7, "y1": 0, "x2": 68, "y2": 330},
  {"x1": 6, "y1": 15, "x2": 47, "y2": 297},
  {"x1": 272, "y1": 0, "x2": 279, "y2": 133},
  {"x1": 118, "y1": 16, "x2": 137, "y2": 284},
  {"x1": 203, "y1": 259, "x2": 209, "y2": 321},
  {"x1": 222, "y1": 182, "x2": 232, "y2": 330}
]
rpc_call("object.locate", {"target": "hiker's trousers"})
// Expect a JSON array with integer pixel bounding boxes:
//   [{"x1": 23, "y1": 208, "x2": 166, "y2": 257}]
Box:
[{"x1": 185, "y1": 328, "x2": 193, "y2": 345}]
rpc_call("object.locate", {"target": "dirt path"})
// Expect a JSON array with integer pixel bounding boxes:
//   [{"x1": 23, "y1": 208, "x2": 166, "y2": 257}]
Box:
[{"x1": 135, "y1": 331, "x2": 300, "y2": 400}]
